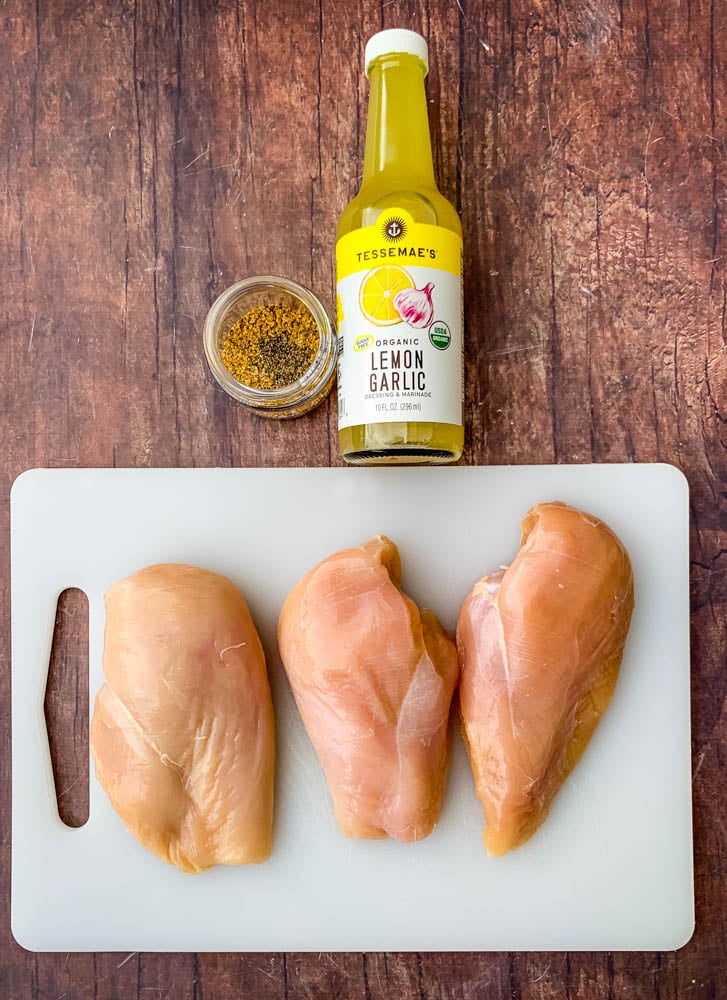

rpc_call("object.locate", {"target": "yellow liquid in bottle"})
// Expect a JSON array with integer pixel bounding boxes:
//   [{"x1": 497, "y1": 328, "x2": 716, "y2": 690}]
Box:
[{"x1": 337, "y1": 46, "x2": 464, "y2": 465}]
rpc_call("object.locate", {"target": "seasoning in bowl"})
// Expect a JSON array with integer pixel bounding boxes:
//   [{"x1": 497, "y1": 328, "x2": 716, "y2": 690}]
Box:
[
  {"x1": 204, "y1": 275, "x2": 337, "y2": 419},
  {"x1": 220, "y1": 303, "x2": 319, "y2": 390}
]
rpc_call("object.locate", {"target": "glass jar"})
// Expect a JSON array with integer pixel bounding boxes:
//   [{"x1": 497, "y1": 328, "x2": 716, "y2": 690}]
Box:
[{"x1": 204, "y1": 276, "x2": 337, "y2": 419}]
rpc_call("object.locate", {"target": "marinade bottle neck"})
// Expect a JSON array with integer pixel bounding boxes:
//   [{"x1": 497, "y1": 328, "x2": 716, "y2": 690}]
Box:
[{"x1": 361, "y1": 57, "x2": 436, "y2": 188}]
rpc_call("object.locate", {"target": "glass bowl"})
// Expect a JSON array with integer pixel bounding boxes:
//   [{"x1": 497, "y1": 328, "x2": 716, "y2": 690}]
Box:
[{"x1": 204, "y1": 276, "x2": 337, "y2": 419}]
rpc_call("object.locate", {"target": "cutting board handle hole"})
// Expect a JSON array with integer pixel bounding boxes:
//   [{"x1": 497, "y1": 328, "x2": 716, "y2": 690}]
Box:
[{"x1": 44, "y1": 588, "x2": 90, "y2": 829}]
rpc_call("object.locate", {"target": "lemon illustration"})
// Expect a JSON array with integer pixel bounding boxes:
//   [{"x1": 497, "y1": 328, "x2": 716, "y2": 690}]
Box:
[
  {"x1": 358, "y1": 265, "x2": 414, "y2": 326},
  {"x1": 336, "y1": 293, "x2": 344, "y2": 328}
]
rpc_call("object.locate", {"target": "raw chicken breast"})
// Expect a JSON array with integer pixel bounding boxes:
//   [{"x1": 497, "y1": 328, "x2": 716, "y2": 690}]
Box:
[
  {"x1": 278, "y1": 536, "x2": 459, "y2": 842},
  {"x1": 457, "y1": 503, "x2": 634, "y2": 856},
  {"x1": 91, "y1": 564, "x2": 275, "y2": 873}
]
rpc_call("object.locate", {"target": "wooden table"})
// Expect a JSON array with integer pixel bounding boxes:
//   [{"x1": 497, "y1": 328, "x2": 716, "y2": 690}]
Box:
[{"x1": 2, "y1": 0, "x2": 724, "y2": 996}]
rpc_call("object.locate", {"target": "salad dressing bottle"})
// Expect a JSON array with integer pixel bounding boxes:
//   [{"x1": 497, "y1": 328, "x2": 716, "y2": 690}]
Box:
[{"x1": 336, "y1": 29, "x2": 464, "y2": 464}]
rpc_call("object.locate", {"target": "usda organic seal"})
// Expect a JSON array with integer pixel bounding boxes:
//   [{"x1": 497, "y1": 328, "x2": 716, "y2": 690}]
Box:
[{"x1": 429, "y1": 321, "x2": 451, "y2": 350}]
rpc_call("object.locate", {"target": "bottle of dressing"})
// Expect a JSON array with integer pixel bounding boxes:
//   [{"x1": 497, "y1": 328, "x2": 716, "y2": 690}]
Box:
[{"x1": 336, "y1": 29, "x2": 464, "y2": 465}]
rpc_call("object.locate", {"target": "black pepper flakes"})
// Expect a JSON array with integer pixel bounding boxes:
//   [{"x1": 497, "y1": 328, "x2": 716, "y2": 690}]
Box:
[{"x1": 221, "y1": 303, "x2": 320, "y2": 390}]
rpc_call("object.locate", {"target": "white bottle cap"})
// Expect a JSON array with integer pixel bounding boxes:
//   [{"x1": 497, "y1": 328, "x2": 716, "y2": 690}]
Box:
[{"x1": 364, "y1": 29, "x2": 429, "y2": 77}]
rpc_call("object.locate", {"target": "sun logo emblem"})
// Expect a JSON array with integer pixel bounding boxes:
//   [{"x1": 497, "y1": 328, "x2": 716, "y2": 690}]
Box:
[{"x1": 382, "y1": 216, "x2": 407, "y2": 242}]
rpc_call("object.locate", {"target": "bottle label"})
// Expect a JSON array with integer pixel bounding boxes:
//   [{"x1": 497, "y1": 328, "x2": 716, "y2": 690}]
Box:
[{"x1": 335, "y1": 208, "x2": 463, "y2": 430}]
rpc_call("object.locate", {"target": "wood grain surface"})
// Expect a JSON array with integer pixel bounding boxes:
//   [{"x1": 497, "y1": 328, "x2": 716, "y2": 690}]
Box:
[{"x1": 1, "y1": 0, "x2": 725, "y2": 996}]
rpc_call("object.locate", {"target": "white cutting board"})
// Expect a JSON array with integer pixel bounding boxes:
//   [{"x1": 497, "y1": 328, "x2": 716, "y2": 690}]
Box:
[{"x1": 11, "y1": 465, "x2": 693, "y2": 952}]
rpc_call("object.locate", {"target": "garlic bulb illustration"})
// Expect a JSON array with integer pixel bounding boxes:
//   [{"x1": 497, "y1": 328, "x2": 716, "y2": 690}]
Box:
[{"x1": 393, "y1": 282, "x2": 435, "y2": 329}]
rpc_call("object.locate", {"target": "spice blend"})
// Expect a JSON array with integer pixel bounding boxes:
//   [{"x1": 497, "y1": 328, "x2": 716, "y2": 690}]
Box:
[{"x1": 221, "y1": 303, "x2": 320, "y2": 390}]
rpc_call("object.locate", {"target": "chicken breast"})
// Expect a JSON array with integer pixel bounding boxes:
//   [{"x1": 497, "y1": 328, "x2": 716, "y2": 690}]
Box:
[
  {"x1": 278, "y1": 536, "x2": 459, "y2": 842},
  {"x1": 91, "y1": 564, "x2": 275, "y2": 873},
  {"x1": 457, "y1": 503, "x2": 634, "y2": 856}
]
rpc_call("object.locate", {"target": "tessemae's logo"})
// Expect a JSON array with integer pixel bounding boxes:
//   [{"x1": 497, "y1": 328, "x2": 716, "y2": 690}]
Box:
[{"x1": 382, "y1": 215, "x2": 407, "y2": 242}]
